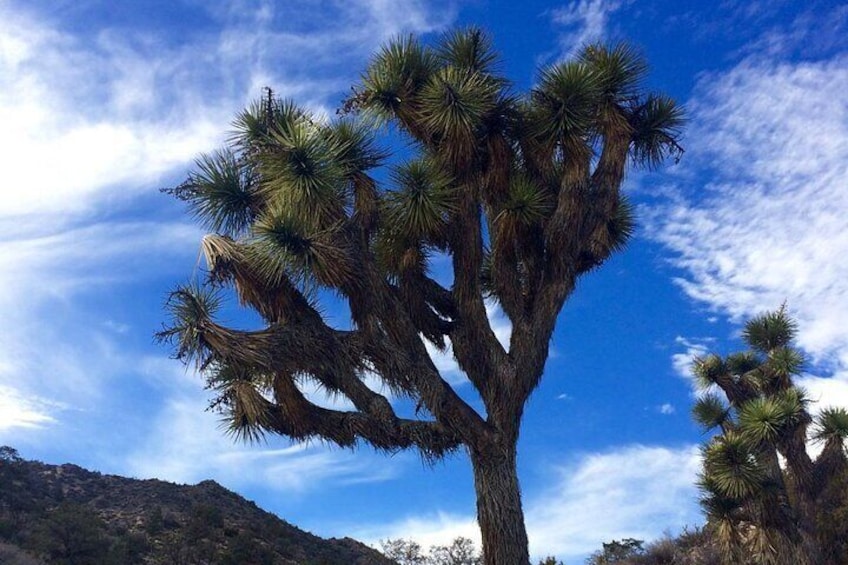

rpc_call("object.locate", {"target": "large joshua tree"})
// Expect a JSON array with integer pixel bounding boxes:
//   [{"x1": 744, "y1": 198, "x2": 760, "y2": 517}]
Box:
[
  {"x1": 159, "y1": 29, "x2": 683, "y2": 564},
  {"x1": 692, "y1": 307, "x2": 848, "y2": 565}
]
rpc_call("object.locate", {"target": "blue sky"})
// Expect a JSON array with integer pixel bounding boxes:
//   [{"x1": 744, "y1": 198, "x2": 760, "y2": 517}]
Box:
[{"x1": 1, "y1": 0, "x2": 847, "y2": 561}]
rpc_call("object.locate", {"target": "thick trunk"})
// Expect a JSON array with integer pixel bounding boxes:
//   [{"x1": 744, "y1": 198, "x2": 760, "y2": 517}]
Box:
[
  {"x1": 470, "y1": 442, "x2": 530, "y2": 565},
  {"x1": 793, "y1": 487, "x2": 824, "y2": 565}
]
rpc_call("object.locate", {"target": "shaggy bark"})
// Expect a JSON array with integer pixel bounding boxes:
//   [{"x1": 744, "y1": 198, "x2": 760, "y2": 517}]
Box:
[{"x1": 471, "y1": 442, "x2": 529, "y2": 565}]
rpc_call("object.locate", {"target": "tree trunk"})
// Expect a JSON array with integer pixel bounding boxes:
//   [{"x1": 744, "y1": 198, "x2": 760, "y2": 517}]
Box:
[{"x1": 470, "y1": 441, "x2": 530, "y2": 565}]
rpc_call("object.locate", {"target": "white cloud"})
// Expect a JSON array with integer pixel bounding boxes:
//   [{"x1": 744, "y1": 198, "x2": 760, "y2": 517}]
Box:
[
  {"x1": 354, "y1": 512, "x2": 480, "y2": 550},
  {"x1": 0, "y1": 8, "x2": 222, "y2": 219},
  {"x1": 0, "y1": 221, "x2": 199, "y2": 306},
  {"x1": 351, "y1": 444, "x2": 702, "y2": 562},
  {"x1": 670, "y1": 336, "x2": 712, "y2": 383},
  {"x1": 0, "y1": 385, "x2": 58, "y2": 431},
  {"x1": 650, "y1": 52, "x2": 848, "y2": 381},
  {"x1": 797, "y1": 372, "x2": 848, "y2": 417},
  {"x1": 527, "y1": 444, "x2": 701, "y2": 561},
  {"x1": 737, "y1": 4, "x2": 848, "y2": 60},
  {"x1": 658, "y1": 403, "x2": 675, "y2": 415},
  {"x1": 552, "y1": 0, "x2": 628, "y2": 57}
]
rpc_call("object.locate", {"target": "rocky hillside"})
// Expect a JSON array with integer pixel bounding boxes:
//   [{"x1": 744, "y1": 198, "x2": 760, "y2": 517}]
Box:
[{"x1": 0, "y1": 447, "x2": 395, "y2": 565}]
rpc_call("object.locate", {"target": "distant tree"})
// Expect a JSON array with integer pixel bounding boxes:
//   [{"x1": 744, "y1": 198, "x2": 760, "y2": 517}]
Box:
[
  {"x1": 586, "y1": 538, "x2": 644, "y2": 564},
  {"x1": 0, "y1": 449, "x2": 37, "y2": 534},
  {"x1": 160, "y1": 28, "x2": 682, "y2": 565},
  {"x1": 382, "y1": 537, "x2": 480, "y2": 565},
  {"x1": 381, "y1": 538, "x2": 426, "y2": 565},
  {"x1": 537, "y1": 557, "x2": 565, "y2": 565},
  {"x1": 104, "y1": 532, "x2": 149, "y2": 565},
  {"x1": 160, "y1": 534, "x2": 193, "y2": 565},
  {"x1": 428, "y1": 537, "x2": 481, "y2": 564},
  {"x1": 0, "y1": 446, "x2": 22, "y2": 463},
  {"x1": 691, "y1": 307, "x2": 848, "y2": 564}
]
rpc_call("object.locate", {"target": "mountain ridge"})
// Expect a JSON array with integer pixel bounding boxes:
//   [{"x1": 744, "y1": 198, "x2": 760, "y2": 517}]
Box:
[{"x1": 0, "y1": 448, "x2": 395, "y2": 564}]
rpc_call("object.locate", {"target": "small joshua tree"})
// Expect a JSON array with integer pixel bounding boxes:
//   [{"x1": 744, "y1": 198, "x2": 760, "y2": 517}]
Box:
[{"x1": 691, "y1": 307, "x2": 848, "y2": 564}]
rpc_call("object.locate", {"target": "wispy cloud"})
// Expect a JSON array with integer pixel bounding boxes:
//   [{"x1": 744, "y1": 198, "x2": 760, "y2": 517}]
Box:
[
  {"x1": 649, "y1": 52, "x2": 848, "y2": 371},
  {"x1": 0, "y1": 386, "x2": 58, "y2": 431},
  {"x1": 0, "y1": 222, "x2": 197, "y2": 421},
  {"x1": 736, "y1": 2, "x2": 848, "y2": 60},
  {"x1": 552, "y1": 0, "x2": 629, "y2": 57},
  {"x1": 646, "y1": 7, "x2": 848, "y2": 423},
  {"x1": 670, "y1": 336, "x2": 713, "y2": 385}
]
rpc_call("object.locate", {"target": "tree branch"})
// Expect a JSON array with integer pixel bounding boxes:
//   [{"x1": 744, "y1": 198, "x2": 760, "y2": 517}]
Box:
[{"x1": 447, "y1": 187, "x2": 512, "y2": 411}]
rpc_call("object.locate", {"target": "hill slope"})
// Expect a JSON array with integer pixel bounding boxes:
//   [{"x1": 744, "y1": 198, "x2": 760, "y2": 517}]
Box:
[{"x1": 0, "y1": 448, "x2": 395, "y2": 565}]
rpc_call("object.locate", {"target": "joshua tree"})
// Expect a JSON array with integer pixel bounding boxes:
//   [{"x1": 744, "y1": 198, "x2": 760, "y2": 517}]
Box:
[
  {"x1": 160, "y1": 28, "x2": 683, "y2": 564},
  {"x1": 692, "y1": 308, "x2": 848, "y2": 564}
]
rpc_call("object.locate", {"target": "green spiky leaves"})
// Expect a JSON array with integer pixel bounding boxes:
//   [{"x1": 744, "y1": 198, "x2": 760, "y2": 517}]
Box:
[
  {"x1": 259, "y1": 125, "x2": 347, "y2": 221},
  {"x1": 495, "y1": 174, "x2": 554, "y2": 229},
  {"x1": 743, "y1": 306, "x2": 797, "y2": 353},
  {"x1": 579, "y1": 43, "x2": 647, "y2": 102},
  {"x1": 693, "y1": 393, "x2": 730, "y2": 431},
  {"x1": 725, "y1": 352, "x2": 761, "y2": 377},
  {"x1": 167, "y1": 150, "x2": 257, "y2": 237},
  {"x1": 207, "y1": 363, "x2": 274, "y2": 444},
  {"x1": 231, "y1": 96, "x2": 310, "y2": 151},
  {"x1": 374, "y1": 159, "x2": 455, "y2": 279},
  {"x1": 530, "y1": 43, "x2": 683, "y2": 168},
  {"x1": 813, "y1": 407, "x2": 848, "y2": 443},
  {"x1": 384, "y1": 159, "x2": 457, "y2": 241},
  {"x1": 419, "y1": 66, "x2": 499, "y2": 155},
  {"x1": 601, "y1": 194, "x2": 636, "y2": 255},
  {"x1": 157, "y1": 284, "x2": 222, "y2": 368},
  {"x1": 359, "y1": 35, "x2": 437, "y2": 121},
  {"x1": 437, "y1": 27, "x2": 499, "y2": 74},
  {"x1": 629, "y1": 94, "x2": 685, "y2": 168},
  {"x1": 252, "y1": 211, "x2": 356, "y2": 289},
  {"x1": 765, "y1": 346, "x2": 804, "y2": 382},
  {"x1": 532, "y1": 61, "x2": 600, "y2": 144},
  {"x1": 703, "y1": 432, "x2": 764, "y2": 500},
  {"x1": 329, "y1": 120, "x2": 387, "y2": 176},
  {"x1": 738, "y1": 397, "x2": 793, "y2": 445},
  {"x1": 693, "y1": 354, "x2": 728, "y2": 390}
]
